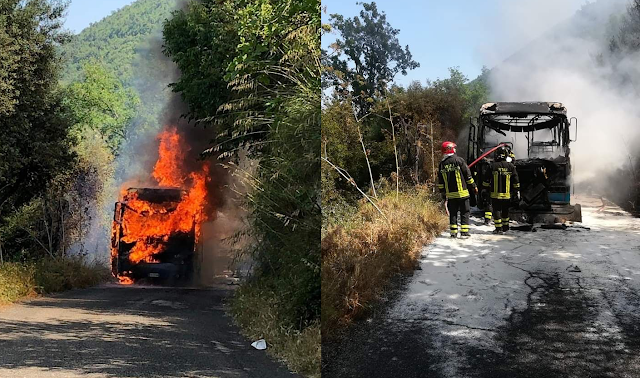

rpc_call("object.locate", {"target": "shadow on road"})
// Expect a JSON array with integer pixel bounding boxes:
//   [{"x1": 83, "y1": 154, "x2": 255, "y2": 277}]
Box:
[{"x1": 0, "y1": 286, "x2": 296, "y2": 378}]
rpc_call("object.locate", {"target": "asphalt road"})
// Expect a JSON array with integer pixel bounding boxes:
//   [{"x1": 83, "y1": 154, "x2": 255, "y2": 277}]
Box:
[
  {"x1": 323, "y1": 196, "x2": 640, "y2": 378},
  {"x1": 0, "y1": 285, "x2": 297, "y2": 378}
]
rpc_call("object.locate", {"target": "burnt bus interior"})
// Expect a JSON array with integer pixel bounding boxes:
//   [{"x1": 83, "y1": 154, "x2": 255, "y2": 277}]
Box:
[
  {"x1": 467, "y1": 102, "x2": 581, "y2": 222},
  {"x1": 111, "y1": 188, "x2": 196, "y2": 282}
]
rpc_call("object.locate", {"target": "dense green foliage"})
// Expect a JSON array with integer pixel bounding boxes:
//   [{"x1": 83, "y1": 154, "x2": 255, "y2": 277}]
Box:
[
  {"x1": 0, "y1": 0, "x2": 77, "y2": 259},
  {"x1": 163, "y1": 0, "x2": 238, "y2": 122},
  {"x1": 2, "y1": 0, "x2": 184, "y2": 266},
  {"x1": 0, "y1": 0, "x2": 150, "y2": 264},
  {"x1": 61, "y1": 0, "x2": 177, "y2": 142},
  {"x1": 163, "y1": 0, "x2": 320, "y2": 373},
  {"x1": 64, "y1": 63, "x2": 141, "y2": 152}
]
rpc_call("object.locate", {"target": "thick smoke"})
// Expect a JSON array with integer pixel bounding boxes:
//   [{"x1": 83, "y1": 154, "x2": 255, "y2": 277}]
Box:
[
  {"x1": 479, "y1": 0, "x2": 587, "y2": 68},
  {"x1": 485, "y1": 0, "x2": 636, "y2": 185}
]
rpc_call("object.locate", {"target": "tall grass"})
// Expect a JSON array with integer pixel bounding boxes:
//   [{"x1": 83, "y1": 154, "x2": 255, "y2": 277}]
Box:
[
  {"x1": 0, "y1": 257, "x2": 110, "y2": 304},
  {"x1": 231, "y1": 285, "x2": 321, "y2": 378},
  {"x1": 321, "y1": 189, "x2": 447, "y2": 335}
]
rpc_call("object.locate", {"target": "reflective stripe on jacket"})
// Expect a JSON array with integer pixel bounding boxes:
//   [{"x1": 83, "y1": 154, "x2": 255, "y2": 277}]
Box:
[
  {"x1": 437, "y1": 154, "x2": 475, "y2": 199},
  {"x1": 482, "y1": 160, "x2": 520, "y2": 199}
]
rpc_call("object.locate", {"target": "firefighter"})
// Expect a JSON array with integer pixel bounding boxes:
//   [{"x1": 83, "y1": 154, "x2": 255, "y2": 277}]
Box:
[
  {"x1": 482, "y1": 146, "x2": 520, "y2": 234},
  {"x1": 437, "y1": 141, "x2": 477, "y2": 238}
]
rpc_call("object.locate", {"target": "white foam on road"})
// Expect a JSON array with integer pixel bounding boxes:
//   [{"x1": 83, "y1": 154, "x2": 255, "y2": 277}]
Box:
[{"x1": 387, "y1": 195, "x2": 640, "y2": 376}]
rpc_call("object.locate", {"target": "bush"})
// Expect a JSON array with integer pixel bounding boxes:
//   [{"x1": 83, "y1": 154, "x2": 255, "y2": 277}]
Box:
[
  {"x1": 33, "y1": 257, "x2": 111, "y2": 293},
  {"x1": 231, "y1": 284, "x2": 321, "y2": 378},
  {"x1": 0, "y1": 262, "x2": 37, "y2": 304},
  {"x1": 321, "y1": 189, "x2": 447, "y2": 335},
  {"x1": 0, "y1": 256, "x2": 110, "y2": 304}
]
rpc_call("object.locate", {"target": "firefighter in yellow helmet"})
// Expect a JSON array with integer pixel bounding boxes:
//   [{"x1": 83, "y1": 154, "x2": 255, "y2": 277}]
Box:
[
  {"x1": 437, "y1": 141, "x2": 477, "y2": 238},
  {"x1": 482, "y1": 146, "x2": 520, "y2": 234}
]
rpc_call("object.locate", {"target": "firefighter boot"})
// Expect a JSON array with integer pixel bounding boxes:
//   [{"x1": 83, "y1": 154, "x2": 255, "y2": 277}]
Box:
[
  {"x1": 460, "y1": 224, "x2": 470, "y2": 239},
  {"x1": 493, "y1": 219, "x2": 503, "y2": 234},
  {"x1": 484, "y1": 212, "x2": 492, "y2": 226},
  {"x1": 450, "y1": 224, "x2": 458, "y2": 238},
  {"x1": 502, "y1": 218, "x2": 510, "y2": 233}
]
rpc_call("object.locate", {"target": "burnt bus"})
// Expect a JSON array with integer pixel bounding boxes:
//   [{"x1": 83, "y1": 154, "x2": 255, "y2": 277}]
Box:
[
  {"x1": 467, "y1": 102, "x2": 582, "y2": 223},
  {"x1": 111, "y1": 187, "x2": 196, "y2": 282}
]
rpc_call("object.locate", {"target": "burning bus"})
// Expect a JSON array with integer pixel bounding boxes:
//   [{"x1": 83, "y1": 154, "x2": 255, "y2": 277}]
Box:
[
  {"x1": 467, "y1": 102, "x2": 582, "y2": 223},
  {"x1": 111, "y1": 188, "x2": 197, "y2": 282},
  {"x1": 111, "y1": 128, "x2": 210, "y2": 284}
]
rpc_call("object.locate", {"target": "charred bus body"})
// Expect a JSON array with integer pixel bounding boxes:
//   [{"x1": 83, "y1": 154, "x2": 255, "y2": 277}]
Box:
[
  {"x1": 111, "y1": 188, "x2": 196, "y2": 282},
  {"x1": 467, "y1": 102, "x2": 582, "y2": 223}
]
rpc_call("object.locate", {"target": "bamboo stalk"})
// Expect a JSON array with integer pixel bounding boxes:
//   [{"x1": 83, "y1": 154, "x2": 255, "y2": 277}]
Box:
[
  {"x1": 356, "y1": 122, "x2": 377, "y2": 199},
  {"x1": 322, "y1": 157, "x2": 387, "y2": 220},
  {"x1": 387, "y1": 99, "x2": 399, "y2": 199}
]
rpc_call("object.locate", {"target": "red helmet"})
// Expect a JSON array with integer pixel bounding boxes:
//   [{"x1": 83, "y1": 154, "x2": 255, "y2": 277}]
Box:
[{"x1": 441, "y1": 141, "x2": 456, "y2": 154}]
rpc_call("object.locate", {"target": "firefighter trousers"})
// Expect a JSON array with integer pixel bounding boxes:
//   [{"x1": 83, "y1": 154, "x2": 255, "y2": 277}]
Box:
[
  {"x1": 483, "y1": 192, "x2": 492, "y2": 223},
  {"x1": 447, "y1": 198, "x2": 470, "y2": 235},
  {"x1": 492, "y1": 198, "x2": 510, "y2": 231}
]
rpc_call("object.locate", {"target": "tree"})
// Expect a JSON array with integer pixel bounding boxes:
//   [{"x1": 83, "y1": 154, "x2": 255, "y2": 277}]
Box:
[
  {"x1": 0, "y1": 0, "x2": 77, "y2": 259},
  {"x1": 322, "y1": 67, "x2": 488, "y2": 196},
  {"x1": 613, "y1": 0, "x2": 640, "y2": 52},
  {"x1": 327, "y1": 2, "x2": 419, "y2": 115},
  {"x1": 162, "y1": 0, "x2": 239, "y2": 123},
  {"x1": 64, "y1": 63, "x2": 140, "y2": 153}
]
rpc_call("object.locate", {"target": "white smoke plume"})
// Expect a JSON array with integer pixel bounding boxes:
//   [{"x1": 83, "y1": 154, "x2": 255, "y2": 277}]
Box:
[
  {"x1": 485, "y1": 0, "x2": 637, "y2": 184},
  {"x1": 479, "y1": 0, "x2": 587, "y2": 68}
]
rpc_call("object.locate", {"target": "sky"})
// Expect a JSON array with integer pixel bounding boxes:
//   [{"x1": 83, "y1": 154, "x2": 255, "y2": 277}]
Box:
[
  {"x1": 64, "y1": 0, "x2": 136, "y2": 34},
  {"x1": 62, "y1": 0, "x2": 587, "y2": 85},
  {"x1": 322, "y1": 0, "x2": 586, "y2": 87}
]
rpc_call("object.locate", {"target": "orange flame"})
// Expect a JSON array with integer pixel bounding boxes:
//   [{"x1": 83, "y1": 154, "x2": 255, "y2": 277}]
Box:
[
  {"x1": 113, "y1": 127, "x2": 211, "y2": 271},
  {"x1": 118, "y1": 276, "x2": 134, "y2": 285},
  {"x1": 153, "y1": 129, "x2": 188, "y2": 187}
]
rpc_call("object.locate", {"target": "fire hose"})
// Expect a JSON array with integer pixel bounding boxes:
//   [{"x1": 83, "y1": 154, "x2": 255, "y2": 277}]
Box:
[{"x1": 468, "y1": 143, "x2": 507, "y2": 168}]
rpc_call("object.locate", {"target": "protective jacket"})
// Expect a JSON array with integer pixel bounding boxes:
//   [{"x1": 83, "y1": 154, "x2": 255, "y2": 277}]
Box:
[
  {"x1": 482, "y1": 161, "x2": 520, "y2": 199},
  {"x1": 438, "y1": 155, "x2": 475, "y2": 199}
]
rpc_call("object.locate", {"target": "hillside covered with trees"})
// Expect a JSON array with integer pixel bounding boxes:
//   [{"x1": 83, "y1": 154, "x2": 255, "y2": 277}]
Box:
[
  {"x1": 60, "y1": 0, "x2": 176, "y2": 85},
  {"x1": 61, "y1": 0, "x2": 177, "y2": 142}
]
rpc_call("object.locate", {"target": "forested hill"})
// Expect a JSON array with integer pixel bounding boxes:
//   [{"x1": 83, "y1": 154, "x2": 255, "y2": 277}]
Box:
[{"x1": 61, "y1": 0, "x2": 177, "y2": 85}]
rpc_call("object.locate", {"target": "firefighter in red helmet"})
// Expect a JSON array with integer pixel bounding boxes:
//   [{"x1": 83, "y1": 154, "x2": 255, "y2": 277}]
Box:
[{"x1": 437, "y1": 141, "x2": 477, "y2": 238}]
